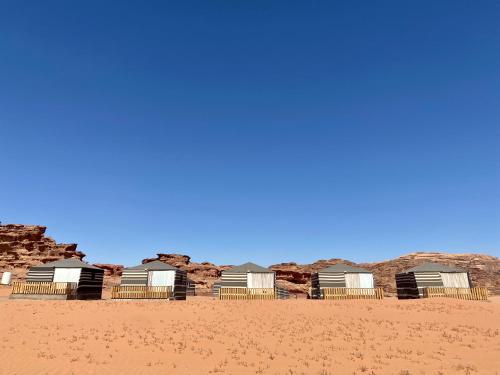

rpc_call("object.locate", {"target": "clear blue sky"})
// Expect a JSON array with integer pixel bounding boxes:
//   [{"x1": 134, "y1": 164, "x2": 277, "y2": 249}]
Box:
[{"x1": 1, "y1": 1, "x2": 499, "y2": 266}]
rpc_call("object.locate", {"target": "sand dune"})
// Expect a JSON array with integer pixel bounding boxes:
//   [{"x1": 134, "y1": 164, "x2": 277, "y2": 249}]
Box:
[{"x1": 1, "y1": 293, "x2": 499, "y2": 374}]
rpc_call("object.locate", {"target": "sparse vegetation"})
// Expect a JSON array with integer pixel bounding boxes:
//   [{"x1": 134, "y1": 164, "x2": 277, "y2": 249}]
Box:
[{"x1": 0, "y1": 298, "x2": 499, "y2": 374}]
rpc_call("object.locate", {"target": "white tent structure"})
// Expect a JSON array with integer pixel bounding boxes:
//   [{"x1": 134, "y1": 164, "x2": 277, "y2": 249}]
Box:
[{"x1": 311, "y1": 263, "x2": 379, "y2": 299}]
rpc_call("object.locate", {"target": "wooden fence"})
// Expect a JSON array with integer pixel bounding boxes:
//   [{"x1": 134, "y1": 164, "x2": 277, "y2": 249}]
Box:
[
  {"x1": 424, "y1": 287, "x2": 488, "y2": 301},
  {"x1": 111, "y1": 285, "x2": 173, "y2": 299},
  {"x1": 219, "y1": 287, "x2": 276, "y2": 300},
  {"x1": 322, "y1": 287, "x2": 384, "y2": 300},
  {"x1": 11, "y1": 282, "x2": 76, "y2": 296}
]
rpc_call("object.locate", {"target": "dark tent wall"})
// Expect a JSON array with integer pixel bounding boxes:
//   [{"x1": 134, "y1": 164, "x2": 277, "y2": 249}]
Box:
[
  {"x1": 121, "y1": 270, "x2": 148, "y2": 285},
  {"x1": 26, "y1": 267, "x2": 54, "y2": 283},
  {"x1": 173, "y1": 270, "x2": 187, "y2": 300},
  {"x1": 311, "y1": 272, "x2": 346, "y2": 288},
  {"x1": 397, "y1": 271, "x2": 445, "y2": 298},
  {"x1": 311, "y1": 272, "x2": 346, "y2": 298},
  {"x1": 395, "y1": 272, "x2": 420, "y2": 298},
  {"x1": 220, "y1": 272, "x2": 248, "y2": 287},
  {"x1": 77, "y1": 268, "x2": 104, "y2": 299}
]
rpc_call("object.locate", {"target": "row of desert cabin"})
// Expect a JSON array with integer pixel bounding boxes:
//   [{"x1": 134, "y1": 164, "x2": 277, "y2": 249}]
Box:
[{"x1": 8, "y1": 259, "x2": 488, "y2": 301}]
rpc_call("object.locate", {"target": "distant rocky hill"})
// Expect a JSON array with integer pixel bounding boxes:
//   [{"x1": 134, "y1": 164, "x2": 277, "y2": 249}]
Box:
[
  {"x1": 360, "y1": 252, "x2": 500, "y2": 295},
  {"x1": 1, "y1": 224, "x2": 499, "y2": 295}
]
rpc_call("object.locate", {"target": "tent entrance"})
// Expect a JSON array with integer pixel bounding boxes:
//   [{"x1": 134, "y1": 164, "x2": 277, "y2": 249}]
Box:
[
  {"x1": 440, "y1": 272, "x2": 470, "y2": 288},
  {"x1": 345, "y1": 273, "x2": 374, "y2": 289},
  {"x1": 247, "y1": 273, "x2": 274, "y2": 288},
  {"x1": 148, "y1": 270, "x2": 176, "y2": 290},
  {"x1": 53, "y1": 268, "x2": 81, "y2": 284}
]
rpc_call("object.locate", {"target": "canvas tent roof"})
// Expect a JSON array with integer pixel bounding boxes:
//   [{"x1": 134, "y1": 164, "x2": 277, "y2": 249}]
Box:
[
  {"x1": 32, "y1": 258, "x2": 102, "y2": 270},
  {"x1": 402, "y1": 262, "x2": 465, "y2": 274},
  {"x1": 319, "y1": 263, "x2": 371, "y2": 274},
  {"x1": 223, "y1": 262, "x2": 272, "y2": 273},
  {"x1": 125, "y1": 260, "x2": 178, "y2": 271}
]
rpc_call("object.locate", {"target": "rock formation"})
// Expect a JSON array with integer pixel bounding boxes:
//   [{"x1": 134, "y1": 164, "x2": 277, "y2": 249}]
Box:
[
  {"x1": 1, "y1": 224, "x2": 499, "y2": 295},
  {"x1": 360, "y1": 252, "x2": 500, "y2": 295},
  {"x1": 0, "y1": 224, "x2": 85, "y2": 279},
  {"x1": 93, "y1": 263, "x2": 124, "y2": 277},
  {"x1": 142, "y1": 253, "x2": 231, "y2": 292},
  {"x1": 270, "y1": 252, "x2": 500, "y2": 295},
  {"x1": 141, "y1": 252, "x2": 500, "y2": 295},
  {"x1": 269, "y1": 259, "x2": 357, "y2": 293}
]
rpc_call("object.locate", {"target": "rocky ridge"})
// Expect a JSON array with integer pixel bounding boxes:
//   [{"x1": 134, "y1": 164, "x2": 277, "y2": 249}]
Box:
[
  {"x1": 1, "y1": 224, "x2": 499, "y2": 295},
  {"x1": 142, "y1": 253, "x2": 231, "y2": 291},
  {"x1": 0, "y1": 224, "x2": 85, "y2": 279},
  {"x1": 270, "y1": 252, "x2": 500, "y2": 295}
]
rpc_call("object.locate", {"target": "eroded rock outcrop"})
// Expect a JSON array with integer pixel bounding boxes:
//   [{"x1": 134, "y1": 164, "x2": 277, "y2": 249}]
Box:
[
  {"x1": 1, "y1": 224, "x2": 498, "y2": 295},
  {"x1": 142, "y1": 253, "x2": 231, "y2": 291},
  {"x1": 93, "y1": 263, "x2": 124, "y2": 277},
  {"x1": 360, "y1": 252, "x2": 500, "y2": 295},
  {"x1": 0, "y1": 224, "x2": 85, "y2": 279},
  {"x1": 270, "y1": 259, "x2": 362, "y2": 294}
]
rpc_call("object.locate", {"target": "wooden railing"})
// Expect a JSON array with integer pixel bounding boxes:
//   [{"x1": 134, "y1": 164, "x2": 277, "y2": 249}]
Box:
[
  {"x1": 11, "y1": 282, "x2": 76, "y2": 296},
  {"x1": 424, "y1": 287, "x2": 488, "y2": 301},
  {"x1": 219, "y1": 287, "x2": 276, "y2": 300},
  {"x1": 111, "y1": 285, "x2": 173, "y2": 299},
  {"x1": 322, "y1": 287, "x2": 384, "y2": 300}
]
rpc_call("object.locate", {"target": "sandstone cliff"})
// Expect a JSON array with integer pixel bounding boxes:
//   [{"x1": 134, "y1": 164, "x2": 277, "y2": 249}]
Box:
[
  {"x1": 142, "y1": 253, "x2": 231, "y2": 291},
  {"x1": 93, "y1": 263, "x2": 124, "y2": 277},
  {"x1": 0, "y1": 224, "x2": 85, "y2": 279},
  {"x1": 360, "y1": 252, "x2": 500, "y2": 295},
  {"x1": 1, "y1": 224, "x2": 499, "y2": 295}
]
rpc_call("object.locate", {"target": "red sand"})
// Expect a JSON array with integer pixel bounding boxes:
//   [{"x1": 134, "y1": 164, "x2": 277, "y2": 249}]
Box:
[{"x1": 0, "y1": 292, "x2": 499, "y2": 374}]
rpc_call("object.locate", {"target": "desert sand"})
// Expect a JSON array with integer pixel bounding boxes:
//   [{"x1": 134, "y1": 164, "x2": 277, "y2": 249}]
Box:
[{"x1": 0, "y1": 291, "x2": 499, "y2": 375}]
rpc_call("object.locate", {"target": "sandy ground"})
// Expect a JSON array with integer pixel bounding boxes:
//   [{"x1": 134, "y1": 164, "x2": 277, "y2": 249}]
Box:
[{"x1": 0, "y1": 288, "x2": 499, "y2": 375}]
